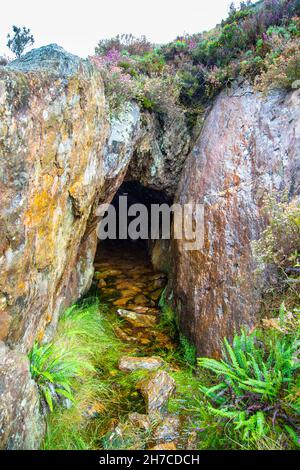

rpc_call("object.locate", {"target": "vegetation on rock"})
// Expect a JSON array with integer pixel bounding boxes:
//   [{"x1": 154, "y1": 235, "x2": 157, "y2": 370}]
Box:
[{"x1": 90, "y1": 0, "x2": 300, "y2": 117}]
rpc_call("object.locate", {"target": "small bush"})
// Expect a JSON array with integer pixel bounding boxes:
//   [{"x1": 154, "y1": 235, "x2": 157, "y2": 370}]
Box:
[
  {"x1": 134, "y1": 51, "x2": 166, "y2": 75},
  {"x1": 95, "y1": 34, "x2": 152, "y2": 57},
  {"x1": 29, "y1": 342, "x2": 81, "y2": 412},
  {"x1": 90, "y1": 54, "x2": 139, "y2": 114},
  {"x1": 7, "y1": 25, "x2": 34, "y2": 58},
  {"x1": 255, "y1": 37, "x2": 300, "y2": 92},
  {"x1": 253, "y1": 195, "x2": 300, "y2": 279},
  {"x1": 137, "y1": 74, "x2": 180, "y2": 114}
]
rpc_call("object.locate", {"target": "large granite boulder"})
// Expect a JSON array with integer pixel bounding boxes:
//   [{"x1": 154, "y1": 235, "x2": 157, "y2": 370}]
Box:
[
  {"x1": 0, "y1": 44, "x2": 108, "y2": 352},
  {"x1": 171, "y1": 84, "x2": 300, "y2": 357}
]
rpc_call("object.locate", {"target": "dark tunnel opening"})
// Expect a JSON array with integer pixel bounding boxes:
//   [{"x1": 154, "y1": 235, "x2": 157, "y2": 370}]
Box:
[{"x1": 97, "y1": 180, "x2": 173, "y2": 256}]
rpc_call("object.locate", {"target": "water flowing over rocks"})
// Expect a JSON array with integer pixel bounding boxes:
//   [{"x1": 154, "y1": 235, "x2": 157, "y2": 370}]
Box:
[{"x1": 117, "y1": 309, "x2": 157, "y2": 328}]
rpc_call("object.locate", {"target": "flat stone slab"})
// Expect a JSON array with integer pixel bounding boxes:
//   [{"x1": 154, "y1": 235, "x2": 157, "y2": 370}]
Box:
[
  {"x1": 137, "y1": 370, "x2": 176, "y2": 415},
  {"x1": 117, "y1": 309, "x2": 157, "y2": 328},
  {"x1": 126, "y1": 306, "x2": 159, "y2": 315},
  {"x1": 119, "y1": 356, "x2": 165, "y2": 372}
]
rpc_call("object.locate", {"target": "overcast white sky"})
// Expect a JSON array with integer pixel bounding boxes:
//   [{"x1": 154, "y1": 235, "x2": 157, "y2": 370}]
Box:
[{"x1": 1, "y1": 0, "x2": 241, "y2": 58}]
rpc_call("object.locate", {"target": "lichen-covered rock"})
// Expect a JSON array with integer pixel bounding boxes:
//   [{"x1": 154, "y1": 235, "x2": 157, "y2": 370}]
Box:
[
  {"x1": 0, "y1": 45, "x2": 108, "y2": 352},
  {"x1": 0, "y1": 342, "x2": 44, "y2": 449},
  {"x1": 119, "y1": 356, "x2": 165, "y2": 372},
  {"x1": 101, "y1": 103, "x2": 141, "y2": 203},
  {"x1": 171, "y1": 84, "x2": 300, "y2": 357},
  {"x1": 137, "y1": 370, "x2": 176, "y2": 415},
  {"x1": 152, "y1": 415, "x2": 180, "y2": 444},
  {"x1": 126, "y1": 110, "x2": 191, "y2": 196}
]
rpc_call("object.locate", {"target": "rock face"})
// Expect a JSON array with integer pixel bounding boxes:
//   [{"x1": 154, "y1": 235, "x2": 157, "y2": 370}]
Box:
[
  {"x1": 171, "y1": 84, "x2": 300, "y2": 357},
  {"x1": 126, "y1": 110, "x2": 191, "y2": 196},
  {"x1": 0, "y1": 46, "x2": 190, "y2": 355},
  {"x1": 152, "y1": 415, "x2": 180, "y2": 444},
  {"x1": 1, "y1": 45, "x2": 108, "y2": 351},
  {"x1": 100, "y1": 103, "x2": 141, "y2": 204},
  {"x1": 0, "y1": 342, "x2": 44, "y2": 449},
  {"x1": 0, "y1": 44, "x2": 110, "y2": 449}
]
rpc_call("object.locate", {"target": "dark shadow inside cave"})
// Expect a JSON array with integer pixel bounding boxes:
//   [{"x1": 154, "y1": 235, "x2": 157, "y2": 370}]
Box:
[
  {"x1": 92, "y1": 180, "x2": 171, "y2": 309},
  {"x1": 96, "y1": 180, "x2": 172, "y2": 258}
]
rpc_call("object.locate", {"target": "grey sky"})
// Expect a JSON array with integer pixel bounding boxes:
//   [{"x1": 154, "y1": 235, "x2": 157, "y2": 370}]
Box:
[{"x1": 1, "y1": 0, "x2": 240, "y2": 58}]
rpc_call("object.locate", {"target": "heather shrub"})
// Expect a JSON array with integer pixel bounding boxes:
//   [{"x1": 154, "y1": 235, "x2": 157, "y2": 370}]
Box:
[
  {"x1": 133, "y1": 51, "x2": 166, "y2": 75},
  {"x1": 240, "y1": 53, "x2": 265, "y2": 78},
  {"x1": 255, "y1": 37, "x2": 300, "y2": 92},
  {"x1": 177, "y1": 66, "x2": 206, "y2": 106},
  {"x1": 137, "y1": 75, "x2": 180, "y2": 114},
  {"x1": 92, "y1": 1, "x2": 300, "y2": 119},
  {"x1": 252, "y1": 194, "x2": 300, "y2": 301},
  {"x1": 160, "y1": 38, "x2": 189, "y2": 61},
  {"x1": 95, "y1": 33, "x2": 152, "y2": 57},
  {"x1": 90, "y1": 53, "x2": 139, "y2": 114},
  {"x1": 204, "y1": 64, "x2": 237, "y2": 98},
  {"x1": 193, "y1": 0, "x2": 299, "y2": 69}
]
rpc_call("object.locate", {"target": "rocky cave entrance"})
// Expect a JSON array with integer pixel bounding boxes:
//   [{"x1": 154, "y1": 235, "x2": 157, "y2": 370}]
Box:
[
  {"x1": 96, "y1": 180, "x2": 172, "y2": 262},
  {"x1": 93, "y1": 180, "x2": 172, "y2": 310}
]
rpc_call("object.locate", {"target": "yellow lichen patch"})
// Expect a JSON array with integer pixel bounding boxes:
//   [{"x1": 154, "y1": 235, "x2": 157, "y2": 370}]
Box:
[
  {"x1": 24, "y1": 175, "x2": 61, "y2": 269},
  {"x1": 17, "y1": 281, "x2": 26, "y2": 295},
  {"x1": 41, "y1": 127, "x2": 58, "y2": 167},
  {"x1": 37, "y1": 328, "x2": 45, "y2": 343}
]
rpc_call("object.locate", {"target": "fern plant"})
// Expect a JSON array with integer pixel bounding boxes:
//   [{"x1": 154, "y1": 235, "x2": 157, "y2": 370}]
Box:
[
  {"x1": 198, "y1": 328, "x2": 300, "y2": 445},
  {"x1": 29, "y1": 341, "x2": 87, "y2": 412}
]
